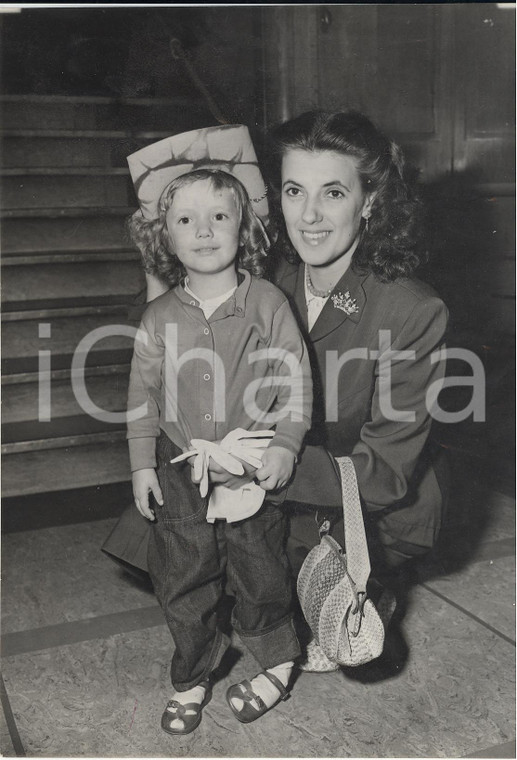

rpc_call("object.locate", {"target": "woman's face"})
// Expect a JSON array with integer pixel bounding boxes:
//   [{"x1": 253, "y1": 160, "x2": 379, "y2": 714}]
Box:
[{"x1": 281, "y1": 149, "x2": 374, "y2": 268}]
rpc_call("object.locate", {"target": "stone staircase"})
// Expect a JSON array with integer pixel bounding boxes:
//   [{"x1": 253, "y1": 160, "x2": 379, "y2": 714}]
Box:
[{"x1": 1, "y1": 94, "x2": 211, "y2": 503}]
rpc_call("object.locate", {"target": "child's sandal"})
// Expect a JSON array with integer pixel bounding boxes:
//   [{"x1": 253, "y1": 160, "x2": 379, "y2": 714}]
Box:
[
  {"x1": 161, "y1": 681, "x2": 211, "y2": 735},
  {"x1": 225, "y1": 670, "x2": 290, "y2": 723}
]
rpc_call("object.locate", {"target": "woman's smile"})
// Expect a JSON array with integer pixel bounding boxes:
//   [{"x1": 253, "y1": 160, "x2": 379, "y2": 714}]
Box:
[{"x1": 300, "y1": 230, "x2": 332, "y2": 245}]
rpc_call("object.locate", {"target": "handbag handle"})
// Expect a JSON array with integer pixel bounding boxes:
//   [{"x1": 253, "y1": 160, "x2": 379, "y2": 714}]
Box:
[{"x1": 334, "y1": 456, "x2": 372, "y2": 597}]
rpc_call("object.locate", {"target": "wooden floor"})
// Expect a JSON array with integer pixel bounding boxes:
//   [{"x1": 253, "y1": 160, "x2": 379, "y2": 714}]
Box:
[{"x1": 1, "y1": 465, "x2": 515, "y2": 759}]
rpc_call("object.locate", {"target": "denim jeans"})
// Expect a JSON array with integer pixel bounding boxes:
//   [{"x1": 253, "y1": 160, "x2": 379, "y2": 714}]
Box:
[{"x1": 147, "y1": 432, "x2": 300, "y2": 692}]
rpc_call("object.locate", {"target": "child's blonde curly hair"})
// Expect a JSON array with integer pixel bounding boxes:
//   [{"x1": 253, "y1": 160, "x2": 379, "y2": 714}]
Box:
[{"x1": 127, "y1": 169, "x2": 270, "y2": 287}]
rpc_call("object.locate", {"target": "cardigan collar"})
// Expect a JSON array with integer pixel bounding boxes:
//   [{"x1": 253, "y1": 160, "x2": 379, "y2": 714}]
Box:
[{"x1": 175, "y1": 268, "x2": 250, "y2": 320}]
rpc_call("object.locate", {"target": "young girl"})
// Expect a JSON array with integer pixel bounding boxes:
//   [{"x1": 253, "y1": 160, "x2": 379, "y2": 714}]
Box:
[{"x1": 125, "y1": 126, "x2": 312, "y2": 734}]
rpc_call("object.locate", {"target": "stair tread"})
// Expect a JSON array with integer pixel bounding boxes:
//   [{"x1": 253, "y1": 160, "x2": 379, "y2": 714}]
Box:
[
  {"x1": 2, "y1": 414, "x2": 126, "y2": 445},
  {"x1": 1, "y1": 347, "x2": 133, "y2": 377},
  {"x1": 2, "y1": 294, "x2": 136, "y2": 311},
  {"x1": 2, "y1": 350, "x2": 134, "y2": 379},
  {"x1": 2, "y1": 262, "x2": 144, "y2": 306},
  {"x1": 2, "y1": 250, "x2": 140, "y2": 264},
  {"x1": 1, "y1": 440, "x2": 131, "y2": 497},
  {"x1": 3, "y1": 372, "x2": 130, "y2": 423},
  {"x1": 2, "y1": 363, "x2": 131, "y2": 386},
  {"x1": 2, "y1": 429, "x2": 127, "y2": 455},
  {"x1": 2, "y1": 207, "x2": 134, "y2": 218},
  {"x1": 2, "y1": 244, "x2": 134, "y2": 256},
  {"x1": 0, "y1": 93, "x2": 205, "y2": 105},
  {"x1": 2, "y1": 216, "x2": 130, "y2": 252},
  {"x1": 2, "y1": 306, "x2": 134, "y2": 323},
  {"x1": 2, "y1": 167, "x2": 129, "y2": 176},
  {"x1": 1, "y1": 129, "x2": 171, "y2": 139}
]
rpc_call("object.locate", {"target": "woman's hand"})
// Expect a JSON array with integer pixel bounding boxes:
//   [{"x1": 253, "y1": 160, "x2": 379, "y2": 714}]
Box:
[
  {"x1": 187, "y1": 448, "x2": 257, "y2": 490},
  {"x1": 255, "y1": 446, "x2": 296, "y2": 491},
  {"x1": 132, "y1": 468, "x2": 163, "y2": 520}
]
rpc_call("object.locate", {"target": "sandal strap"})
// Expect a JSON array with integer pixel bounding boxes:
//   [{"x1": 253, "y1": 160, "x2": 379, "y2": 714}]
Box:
[
  {"x1": 237, "y1": 679, "x2": 266, "y2": 710},
  {"x1": 166, "y1": 700, "x2": 199, "y2": 715},
  {"x1": 261, "y1": 670, "x2": 289, "y2": 701}
]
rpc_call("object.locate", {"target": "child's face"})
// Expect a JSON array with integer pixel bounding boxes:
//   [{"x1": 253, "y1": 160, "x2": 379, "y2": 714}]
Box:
[{"x1": 166, "y1": 179, "x2": 241, "y2": 280}]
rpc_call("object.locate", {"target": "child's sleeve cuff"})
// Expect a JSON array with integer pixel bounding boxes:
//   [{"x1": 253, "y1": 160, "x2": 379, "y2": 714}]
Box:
[{"x1": 128, "y1": 436, "x2": 157, "y2": 472}]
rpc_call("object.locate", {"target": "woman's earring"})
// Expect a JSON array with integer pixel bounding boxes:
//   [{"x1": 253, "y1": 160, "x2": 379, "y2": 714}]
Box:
[{"x1": 364, "y1": 214, "x2": 370, "y2": 233}]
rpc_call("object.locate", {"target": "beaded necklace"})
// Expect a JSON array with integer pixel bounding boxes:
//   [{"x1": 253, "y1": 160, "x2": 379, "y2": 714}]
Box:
[{"x1": 305, "y1": 265, "x2": 334, "y2": 298}]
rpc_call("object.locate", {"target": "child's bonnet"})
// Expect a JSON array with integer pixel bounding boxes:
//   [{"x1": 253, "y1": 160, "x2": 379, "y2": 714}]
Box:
[{"x1": 126, "y1": 123, "x2": 269, "y2": 224}]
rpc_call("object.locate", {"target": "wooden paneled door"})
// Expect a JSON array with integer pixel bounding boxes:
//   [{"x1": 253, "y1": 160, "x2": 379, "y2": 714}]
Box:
[
  {"x1": 261, "y1": 4, "x2": 515, "y2": 335},
  {"x1": 261, "y1": 4, "x2": 456, "y2": 181}
]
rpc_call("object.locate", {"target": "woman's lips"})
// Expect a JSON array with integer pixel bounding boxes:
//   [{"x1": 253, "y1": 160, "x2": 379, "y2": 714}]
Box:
[{"x1": 300, "y1": 230, "x2": 331, "y2": 245}]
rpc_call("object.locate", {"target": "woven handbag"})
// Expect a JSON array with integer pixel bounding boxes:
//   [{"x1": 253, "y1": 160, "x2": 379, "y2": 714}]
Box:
[{"x1": 297, "y1": 456, "x2": 385, "y2": 667}]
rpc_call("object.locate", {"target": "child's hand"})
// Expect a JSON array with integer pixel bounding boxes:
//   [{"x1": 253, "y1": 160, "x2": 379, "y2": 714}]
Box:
[
  {"x1": 132, "y1": 468, "x2": 163, "y2": 521},
  {"x1": 255, "y1": 446, "x2": 296, "y2": 491}
]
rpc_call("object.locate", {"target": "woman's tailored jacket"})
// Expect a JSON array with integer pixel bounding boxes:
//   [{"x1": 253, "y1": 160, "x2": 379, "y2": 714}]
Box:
[{"x1": 274, "y1": 257, "x2": 449, "y2": 549}]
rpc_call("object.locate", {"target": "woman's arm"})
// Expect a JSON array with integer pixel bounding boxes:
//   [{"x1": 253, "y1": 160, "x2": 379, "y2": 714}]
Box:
[
  {"x1": 350, "y1": 296, "x2": 449, "y2": 511},
  {"x1": 146, "y1": 272, "x2": 170, "y2": 302},
  {"x1": 127, "y1": 309, "x2": 164, "y2": 472}
]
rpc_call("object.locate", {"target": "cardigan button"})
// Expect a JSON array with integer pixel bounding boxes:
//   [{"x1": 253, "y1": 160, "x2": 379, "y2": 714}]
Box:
[
  {"x1": 204, "y1": 413, "x2": 212, "y2": 421},
  {"x1": 203, "y1": 327, "x2": 210, "y2": 335}
]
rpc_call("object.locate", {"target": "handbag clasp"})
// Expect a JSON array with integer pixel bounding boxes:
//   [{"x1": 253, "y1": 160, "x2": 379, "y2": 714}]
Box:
[
  {"x1": 315, "y1": 512, "x2": 332, "y2": 537},
  {"x1": 350, "y1": 591, "x2": 367, "y2": 636}
]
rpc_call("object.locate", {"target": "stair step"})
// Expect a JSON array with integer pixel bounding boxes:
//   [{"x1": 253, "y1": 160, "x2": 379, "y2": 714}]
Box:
[
  {"x1": 1, "y1": 439, "x2": 131, "y2": 497},
  {"x1": 2, "y1": 167, "x2": 130, "y2": 176},
  {"x1": 2, "y1": 415, "x2": 126, "y2": 451},
  {"x1": 0, "y1": 94, "x2": 210, "y2": 131},
  {"x1": 2, "y1": 304, "x2": 132, "y2": 323},
  {"x1": 2, "y1": 350, "x2": 133, "y2": 378},
  {"x1": 1, "y1": 214, "x2": 129, "y2": 252},
  {"x1": 2, "y1": 312, "x2": 135, "y2": 365},
  {"x1": 2, "y1": 129, "x2": 169, "y2": 138},
  {"x1": 1, "y1": 206, "x2": 133, "y2": 219},
  {"x1": 2, "y1": 248, "x2": 140, "y2": 265},
  {"x1": 2, "y1": 371, "x2": 130, "y2": 424},
  {"x1": 2, "y1": 482, "x2": 133, "y2": 532},
  {"x1": 2, "y1": 362, "x2": 130, "y2": 386},
  {"x1": 1, "y1": 131, "x2": 169, "y2": 168},
  {"x1": 2, "y1": 261, "x2": 144, "y2": 304},
  {"x1": 2, "y1": 172, "x2": 133, "y2": 209},
  {"x1": 3, "y1": 430, "x2": 127, "y2": 455}
]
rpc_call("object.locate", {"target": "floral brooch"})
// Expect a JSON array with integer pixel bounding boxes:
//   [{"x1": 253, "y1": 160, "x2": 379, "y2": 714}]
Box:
[{"x1": 331, "y1": 290, "x2": 359, "y2": 315}]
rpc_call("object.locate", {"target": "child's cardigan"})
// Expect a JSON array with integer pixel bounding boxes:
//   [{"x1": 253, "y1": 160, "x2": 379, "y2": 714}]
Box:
[{"x1": 127, "y1": 269, "x2": 313, "y2": 473}]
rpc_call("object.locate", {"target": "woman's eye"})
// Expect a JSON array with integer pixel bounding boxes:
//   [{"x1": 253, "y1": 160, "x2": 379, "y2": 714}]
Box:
[
  {"x1": 214, "y1": 213, "x2": 227, "y2": 221},
  {"x1": 328, "y1": 189, "x2": 344, "y2": 199},
  {"x1": 178, "y1": 216, "x2": 190, "y2": 224},
  {"x1": 285, "y1": 187, "x2": 302, "y2": 197}
]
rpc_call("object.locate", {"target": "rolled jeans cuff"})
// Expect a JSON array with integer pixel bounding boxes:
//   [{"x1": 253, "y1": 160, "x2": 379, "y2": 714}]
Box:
[
  {"x1": 234, "y1": 614, "x2": 300, "y2": 670},
  {"x1": 172, "y1": 629, "x2": 230, "y2": 693}
]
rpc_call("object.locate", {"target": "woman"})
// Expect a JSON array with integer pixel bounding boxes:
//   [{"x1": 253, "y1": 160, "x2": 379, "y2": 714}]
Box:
[
  {"x1": 208, "y1": 111, "x2": 448, "y2": 579},
  {"x1": 265, "y1": 110, "x2": 449, "y2": 579}
]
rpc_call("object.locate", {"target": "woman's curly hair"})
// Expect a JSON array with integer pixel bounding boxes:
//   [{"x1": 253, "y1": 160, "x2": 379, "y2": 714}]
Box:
[
  {"x1": 127, "y1": 169, "x2": 270, "y2": 287},
  {"x1": 268, "y1": 110, "x2": 426, "y2": 282}
]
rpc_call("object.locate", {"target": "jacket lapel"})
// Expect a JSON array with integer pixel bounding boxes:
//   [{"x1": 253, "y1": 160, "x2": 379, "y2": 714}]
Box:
[
  {"x1": 279, "y1": 262, "x2": 309, "y2": 331},
  {"x1": 309, "y1": 265, "x2": 368, "y2": 342}
]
